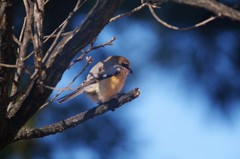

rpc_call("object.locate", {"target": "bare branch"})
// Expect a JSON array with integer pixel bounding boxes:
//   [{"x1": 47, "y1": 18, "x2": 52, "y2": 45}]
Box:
[
  {"x1": 110, "y1": 3, "x2": 147, "y2": 22},
  {"x1": 12, "y1": 34, "x2": 21, "y2": 46},
  {"x1": 22, "y1": 51, "x2": 34, "y2": 61},
  {"x1": 151, "y1": 0, "x2": 240, "y2": 21},
  {"x1": 14, "y1": 88, "x2": 141, "y2": 141},
  {"x1": 42, "y1": 0, "x2": 87, "y2": 63},
  {"x1": 11, "y1": 0, "x2": 34, "y2": 96},
  {"x1": 19, "y1": 18, "x2": 27, "y2": 45},
  {"x1": 33, "y1": 0, "x2": 44, "y2": 58},
  {"x1": 44, "y1": 0, "x2": 50, "y2": 5},
  {"x1": 39, "y1": 57, "x2": 92, "y2": 110},
  {"x1": 0, "y1": 63, "x2": 17, "y2": 68},
  {"x1": 43, "y1": 31, "x2": 71, "y2": 42},
  {"x1": 7, "y1": 81, "x2": 35, "y2": 118},
  {"x1": 43, "y1": 85, "x2": 77, "y2": 91},
  {"x1": 7, "y1": 0, "x2": 35, "y2": 124},
  {"x1": 0, "y1": 0, "x2": 15, "y2": 143},
  {"x1": 147, "y1": 3, "x2": 218, "y2": 30},
  {"x1": 0, "y1": 1, "x2": 8, "y2": 21},
  {"x1": 68, "y1": 37, "x2": 116, "y2": 68},
  {"x1": 4, "y1": 0, "x2": 124, "y2": 150},
  {"x1": 84, "y1": 37, "x2": 116, "y2": 54},
  {"x1": 33, "y1": 0, "x2": 44, "y2": 93}
]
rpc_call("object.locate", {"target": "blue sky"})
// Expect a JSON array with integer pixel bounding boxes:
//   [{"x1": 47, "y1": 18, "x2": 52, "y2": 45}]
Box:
[
  {"x1": 126, "y1": 68, "x2": 240, "y2": 159},
  {"x1": 99, "y1": 18, "x2": 240, "y2": 159}
]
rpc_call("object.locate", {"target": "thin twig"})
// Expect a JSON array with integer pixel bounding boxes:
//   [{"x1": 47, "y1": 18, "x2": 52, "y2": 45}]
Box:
[
  {"x1": 192, "y1": 16, "x2": 218, "y2": 28},
  {"x1": 44, "y1": 31, "x2": 71, "y2": 41},
  {"x1": 12, "y1": 35, "x2": 21, "y2": 46},
  {"x1": 155, "y1": 0, "x2": 240, "y2": 21},
  {"x1": 85, "y1": 37, "x2": 115, "y2": 53},
  {"x1": 11, "y1": 0, "x2": 34, "y2": 97},
  {"x1": 22, "y1": 51, "x2": 34, "y2": 61},
  {"x1": 43, "y1": 85, "x2": 78, "y2": 91},
  {"x1": 39, "y1": 57, "x2": 92, "y2": 109},
  {"x1": 19, "y1": 17, "x2": 27, "y2": 43},
  {"x1": 110, "y1": 3, "x2": 147, "y2": 22},
  {"x1": 68, "y1": 37, "x2": 116, "y2": 68},
  {"x1": 18, "y1": 18, "x2": 31, "y2": 62},
  {"x1": 42, "y1": 0, "x2": 87, "y2": 64},
  {"x1": 43, "y1": 24, "x2": 69, "y2": 45},
  {"x1": 24, "y1": 28, "x2": 65, "y2": 63},
  {"x1": 23, "y1": 23, "x2": 62, "y2": 62},
  {"x1": 0, "y1": 63, "x2": 17, "y2": 68},
  {"x1": 32, "y1": 0, "x2": 44, "y2": 93},
  {"x1": 147, "y1": 3, "x2": 218, "y2": 31},
  {"x1": 44, "y1": 0, "x2": 50, "y2": 5},
  {"x1": 0, "y1": 1, "x2": 7, "y2": 21}
]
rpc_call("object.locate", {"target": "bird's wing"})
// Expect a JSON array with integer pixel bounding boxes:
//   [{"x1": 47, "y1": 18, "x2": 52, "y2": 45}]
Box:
[{"x1": 85, "y1": 61, "x2": 121, "y2": 82}]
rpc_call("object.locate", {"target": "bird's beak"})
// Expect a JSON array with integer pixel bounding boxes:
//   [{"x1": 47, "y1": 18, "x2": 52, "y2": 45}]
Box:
[{"x1": 129, "y1": 68, "x2": 133, "y2": 74}]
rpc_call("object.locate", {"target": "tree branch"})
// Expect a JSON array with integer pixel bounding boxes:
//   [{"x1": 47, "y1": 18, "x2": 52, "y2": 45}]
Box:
[
  {"x1": 110, "y1": 2, "x2": 147, "y2": 22},
  {"x1": 39, "y1": 56, "x2": 92, "y2": 110},
  {"x1": 10, "y1": 0, "x2": 34, "y2": 98},
  {"x1": 33, "y1": 0, "x2": 44, "y2": 93},
  {"x1": 14, "y1": 88, "x2": 140, "y2": 141},
  {"x1": 42, "y1": 0, "x2": 86, "y2": 64},
  {"x1": 4, "y1": 0, "x2": 124, "y2": 150},
  {"x1": 68, "y1": 37, "x2": 116, "y2": 68},
  {"x1": 147, "y1": 3, "x2": 218, "y2": 30},
  {"x1": 0, "y1": 0, "x2": 15, "y2": 144},
  {"x1": 0, "y1": 1, "x2": 8, "y2": 21},
  {"x1": 153, "y1": 0, "x2": 240, "y2": 21}
]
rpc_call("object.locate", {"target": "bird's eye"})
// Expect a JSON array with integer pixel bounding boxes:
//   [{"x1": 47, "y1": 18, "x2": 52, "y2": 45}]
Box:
[{"x1": 121, "y1": 63, "x2": 130, "y2": 69}]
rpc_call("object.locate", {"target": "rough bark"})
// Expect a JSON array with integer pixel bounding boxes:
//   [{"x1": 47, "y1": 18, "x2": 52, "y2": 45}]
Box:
[
  {"x1": 0, "y1": 0, "x2": 124, "y2": 150},
  {"x1": 0, "y1": 0, "x2": 15, "y2": 148}
]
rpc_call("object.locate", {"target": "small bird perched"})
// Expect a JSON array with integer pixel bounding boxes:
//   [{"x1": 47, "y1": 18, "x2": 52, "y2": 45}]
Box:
[{"x1": 58, "y1": 56, "x2": 133, "y2": 103}]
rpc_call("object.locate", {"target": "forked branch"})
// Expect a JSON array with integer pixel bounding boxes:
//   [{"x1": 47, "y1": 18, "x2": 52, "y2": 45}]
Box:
[{"x1": 148, "y1": 0, "x2": 240, "y2": 21}]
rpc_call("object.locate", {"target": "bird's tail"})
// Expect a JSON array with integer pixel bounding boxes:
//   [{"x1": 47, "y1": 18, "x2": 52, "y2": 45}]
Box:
[{"x1": 58, "y1": 87, "x2": 84, "y2": 103}]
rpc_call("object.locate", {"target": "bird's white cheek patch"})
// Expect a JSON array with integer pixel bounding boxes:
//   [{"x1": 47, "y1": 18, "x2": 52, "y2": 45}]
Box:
[{"x1": 116, "y1": 67, "x2": 121, "y2": 73}]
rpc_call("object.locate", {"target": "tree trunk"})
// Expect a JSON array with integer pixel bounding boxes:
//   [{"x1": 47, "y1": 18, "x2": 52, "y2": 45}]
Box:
[{"x1": 0, "y1": 0, "x2": 16, "y2": 149}]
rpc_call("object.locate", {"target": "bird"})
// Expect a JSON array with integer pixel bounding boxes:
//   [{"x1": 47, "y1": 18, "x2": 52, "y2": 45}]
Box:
[{"x1": 58, "y1": 56, "x2": 133, "y2": 104}]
